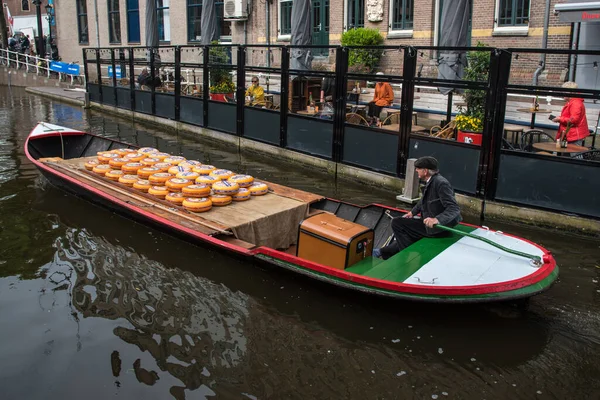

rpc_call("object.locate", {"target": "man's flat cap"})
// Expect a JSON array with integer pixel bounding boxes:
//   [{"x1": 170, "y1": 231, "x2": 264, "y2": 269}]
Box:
[{"x1": 414, "y1": 156, "x2": 439, "y2": 170}]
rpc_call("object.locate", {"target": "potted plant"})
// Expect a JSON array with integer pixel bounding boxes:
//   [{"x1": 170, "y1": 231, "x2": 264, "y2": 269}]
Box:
[
  {"x1": 341, "y1": 28, "x2": 384, "y2": 91},
  {"x1": 208, "y1": 42, "x2": 235, "y2": 102},
  {"x1": 456, "y1": 42, "x2": 490, "y2": 146}
]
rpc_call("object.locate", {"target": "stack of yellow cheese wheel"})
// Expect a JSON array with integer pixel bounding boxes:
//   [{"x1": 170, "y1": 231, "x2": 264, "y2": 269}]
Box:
[
  {"x1": 97, "y1": 152, "x2": 119, "y2": 164},
  {"x1": 141, "y1": 157, "x2": 161, "y2": 167},
  {"x1": 228, "y1": 174, "x2": 254, "y2": 188},
  {"x1": 92, "y1": 164, "x2": 112, "y2": 175},
  {"x1": 84, "y1": 160, "x2": 99, "y2": 170},
  {"x1": 210, "y1": 194, "x2": 232, "y2": 206},
  {"x1": 109, "y1": 157, "x2": 130, "y2": 169},
  {"x1": 232, "y1": 188, "x2": 251, "y2": 201},
  {"x1": 121, "y1": 162, "x2": 144, "y2": 174},
  {"x1": 193, "y1": 165, "x2": 216, "y2": 176},
  {"x1": 137, "y1": 167, "x2": 161, "y2": 179},
  {"x1": 165, "y1": 178, "x2": 192, "y2": 192},
  {"x1": 168, "y1": 165, "x2": 190, "y2": 175},
  {"x1": 183, "y1": 197, "x2": 212, "y2": 213},
  {"x1": 164, "y1": 156, "x2": 186, "y2": 166},
  {"x1": 212, "y1": 180, "x2": 239, "y2": 195},
  {"x1": 133, "y1": 179, "x2": 151, "y2": 192},
  {"x1": 153, "y1": 152, "x2": 170, "y2": 161},
  {"x1": 154, "y1": 162, "x2": 172, "y2": 172},
  {"x1": 113, "y1": 148, "x2": 137, "y2": 157},
  {"x1": 148, "y1": 186, "x2": 169, "y2": 199},
  {"x1": 209, "y1": 169, "x2": 234, "y2": 181},
  {"x1": 181, "y1": 184, "x2": 211, "y2": 198},
  {"x1": 124, "y1": 153, "x2": 145, "y2": 162},
  {"x1": 119, "y1": 174, "x2": 139, "y2": 186},
  {"x1": 177, "y1": 171, "x2": 200, "y2": 181},
  {"x1": 105, "y1": 170, "x2": 124, "y2": 181},
  {"x1": 249, "y1": 182, "x2": 269, "y2": 196},
  {"x1": 165, "y1": 192, "x2": 185, "y2": 204},
  {"x1": 195, "y1": 175, "x2": 219, "y2": 186},
  {"x1": 138, "y1": 147, "x2": 158, "y2": 155},
  {"x1": 149, "y1": 172, "x2": 173, "y2": 185}
]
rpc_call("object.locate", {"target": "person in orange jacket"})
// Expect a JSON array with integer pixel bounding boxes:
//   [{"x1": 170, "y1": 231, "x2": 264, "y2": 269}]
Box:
[
  {"x1": 367, "y1": 72, "x2": 394, "y2": 127},
  {"x1": 552, "y1": 81, "x2": 589, "y2": 145}
]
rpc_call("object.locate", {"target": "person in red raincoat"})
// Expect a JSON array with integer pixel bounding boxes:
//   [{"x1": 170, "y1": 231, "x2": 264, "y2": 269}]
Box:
[{"x1": 552, "y1": 81, "x2": 589, "y2": 145}]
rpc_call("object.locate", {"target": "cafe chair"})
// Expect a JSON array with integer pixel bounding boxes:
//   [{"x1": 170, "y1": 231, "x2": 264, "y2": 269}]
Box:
[
  {"x1": 345, "y1": 113, "x2": 369, "y2": 126},
  {"x1": 501, "y1": 138, "x2": 516, "y2": 150},
  {"x1": 577, "y1": 149, "x2": 600, "y2": 161},
  {"x1": 429, "y1": 120, "x2": 456, "y2": 140},
  {"x1": 381, "y1": 113, "x2": 399, "y2": 126},
  {"x1": 520, "y1": 129, "x2": 555, "y2": 152}
]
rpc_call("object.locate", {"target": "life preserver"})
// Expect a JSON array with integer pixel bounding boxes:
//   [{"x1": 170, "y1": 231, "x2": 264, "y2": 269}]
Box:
[
  {"x1": 165, "y1": 192, "x2": 185, "y2": 204},
  {"x1": 121, "y1": 162, "x2": 144, "y2": 174},
  {"x1": 124, "y1": 153, "x2": 145, "y2": 162},
  {"x1": 168, "y1": 165, "x2": 191, "y2": 175},
  {"x1": 212, "y1": 180, "x2": 240, "y2": 195},
  {"x1": 181, "y1": 184, "x2": 211, "y2": 197},
  {"x1": 105, "y1": 170, "x2": 124, "y2": 181},
  {"x1": 209, "y1": 169, "x2": 234, "y2": 181},
  {"x1": 176, "y1": 171, "x2": 200, "y2": 181},
  {"x1": 133, "y1": 179, "x2": 151, "y2": 192},
  {"x1": 154, "y1": 162, "x2": 172, "y2": 172},
  {"x1": 249, "y1": 182, "x2": 269, "y2": 196},
  {"x1": 148, "y1": 186, "x2": 169, "y2": 199},
  {"x1": 228, "y1": 174, "x2": 254, "y2": 188},
  {"x1": 165, "y1": 178, "x2": 193, "y2": 192},
  {"x1": 153, "y1": 152, "x2": 171, "y2": 161},
  {"x1": 92, "y1": 164, "x2": 112, "y2": 175},
  {"x1": 84, "y1": 160, "x2": 99, "y2": 170},
  {"x1": 192, "y1": 165, "x2": 216, "y2": 175},
  {"x1": 137, "y1": 167, "x2": 161, "y2": 179},
  {"x1": 195, "y1": 175, "x2": 219, "y2": 186},
  {"x1": 182, "y1": 197, "x2": 212, "y2": 213},
  {"x1": 118, "y1": 174, "x2": 140, "y2": 186},
  {"x1": 138, "y1": 147, "x2": 159, "y2": 155},
  {"x1": 164, "y1": 156, "x2": 187, "y2": 166},
  {"x1": 141, "y1": 157, "x2": 161, "y2": 167},
  {"x1": 97, "y1": 152, "x2": 119, "y2": 164},
  {"x1": 113, "y1": 148, "x2": 137, "y2": 157},
  {"x1": 108, "y1": 157, "x2": 130, "y2": 169},
  {"x1": 232, "y1": 188, "x2": 251, "y2": 201},
  {"x1": 210, "y1": 194, "x2": 232, "y2": 206},
  {"x1": 179, "y1": 160, "x2": 203, "y2": 169},
  {"x1": 148, "y1": 172, "x2": 173, "y2": 185}
]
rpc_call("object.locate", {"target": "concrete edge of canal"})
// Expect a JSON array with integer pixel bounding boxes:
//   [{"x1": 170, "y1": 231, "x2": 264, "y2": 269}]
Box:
[{"x1": 23, "y1": 87, "x2": 600, "y2": 238}]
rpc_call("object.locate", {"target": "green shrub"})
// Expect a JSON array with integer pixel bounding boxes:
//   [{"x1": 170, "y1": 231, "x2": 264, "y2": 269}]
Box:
[
  {"x1": 458, "y1": 42, "x2": 490, "y2": 129},
  {"x1": 341, "y1": 28, "x2": 384, "y2": 72},
  {"x1": 209, "y1": 42, "x2": 235, "y2": 93}
]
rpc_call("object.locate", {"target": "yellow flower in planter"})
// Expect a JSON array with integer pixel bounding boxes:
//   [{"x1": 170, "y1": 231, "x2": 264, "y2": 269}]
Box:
[{"x1": 456, "y1": 114, "x2": 483, "y2": 132}]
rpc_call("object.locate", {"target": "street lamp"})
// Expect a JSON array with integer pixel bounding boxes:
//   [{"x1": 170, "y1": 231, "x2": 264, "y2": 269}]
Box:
[
  {"x1": 45, "y1": 3, "x2": 53, "y2": 56},
  {"x1": 31, "y1": 0, "x2": 44, "y2": 57}
]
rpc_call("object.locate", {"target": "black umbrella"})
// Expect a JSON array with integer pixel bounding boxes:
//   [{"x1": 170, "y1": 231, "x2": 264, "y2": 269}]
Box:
[
  {"x1": 290, "y1": 0, "x2": 312, "y2": 70},
  {"x1": 437, "y1": 0, "x2": 469, "y2": 94},
  {"x1": 201, "y1": 0, "x2": 219, "y2": 45}
]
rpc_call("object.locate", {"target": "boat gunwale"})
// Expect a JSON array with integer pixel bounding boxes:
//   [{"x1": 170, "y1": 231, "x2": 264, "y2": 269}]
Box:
[{"x1": 25, "y1": 125, "x2": 558, "y2": 299}]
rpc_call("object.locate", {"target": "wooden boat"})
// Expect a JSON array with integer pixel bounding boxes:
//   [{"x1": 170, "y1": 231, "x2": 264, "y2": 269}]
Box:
[{"x1": 26, "y1": 122, "x2": 558, "y2": 303}]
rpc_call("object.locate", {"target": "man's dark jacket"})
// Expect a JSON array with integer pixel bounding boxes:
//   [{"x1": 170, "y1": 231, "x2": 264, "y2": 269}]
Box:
[{"x1": 410, "y1": 173, "x2": 461, "y2": 235}]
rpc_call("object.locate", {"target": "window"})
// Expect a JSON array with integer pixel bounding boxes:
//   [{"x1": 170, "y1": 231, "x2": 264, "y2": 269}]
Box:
[
  {"x1": 346, "y1": 0, "x2": 364, "y2": 29},
  {"x1": 187, "y1": 0, "x2": 202, "y2": 42},
  {"x1": 76, "y1": 0, "x2": 89, "y2": 44},
  {"x1": 390, "y1": 0, "x2": 413, "y2": 31},
  {"x1": 497, "y1": 0, "x2": 530, "y2": 27},
  {"x1": 216, "y1": 1, "x2": 232, "y2": 41},
  {"x1": 21, "y1": 0, "x2": 30, "y2": 12},
  {"x1": 279, "y1": 0, "x2": 293, "y2": 37},
  {"x1": 108, "y1": 0, "x2": 121, "y2": 43},
  {"x1": 127, "y1": 0, "x2": 140, "y2": 43},
  {"x1": 157, "y1": 0, "x2": 171, "y2": 42}
]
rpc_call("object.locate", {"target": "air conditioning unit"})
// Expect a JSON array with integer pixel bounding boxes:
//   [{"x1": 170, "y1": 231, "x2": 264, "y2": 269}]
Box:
[{"x1": 224, "y1": 0, "x2": 248, "y2": 20}]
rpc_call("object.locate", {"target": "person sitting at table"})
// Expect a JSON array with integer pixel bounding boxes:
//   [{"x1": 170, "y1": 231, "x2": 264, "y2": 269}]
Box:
[
  {"x1": 320, "y1": 65, "x2": 335, "y2": 104},
  {"x1": 367, "y1": 72, "x2": 394, "y2": 127},
  {"x1": 245, "y1": 76, "x2": 265, "y2": 107},
  {"x1": 552, "y1": 81, "x2": 589, "y2": 146}
]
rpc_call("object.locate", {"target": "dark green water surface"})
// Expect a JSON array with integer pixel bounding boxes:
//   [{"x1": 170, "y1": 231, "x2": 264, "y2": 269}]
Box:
[{"x1": 1, "y1": 87, "x2": 599, "y2": 399}]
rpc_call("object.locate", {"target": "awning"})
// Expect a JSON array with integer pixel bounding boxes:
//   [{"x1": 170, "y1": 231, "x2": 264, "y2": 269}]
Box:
[{"x1": 555, "y1": 1, "x2": 600, "y2": 23}]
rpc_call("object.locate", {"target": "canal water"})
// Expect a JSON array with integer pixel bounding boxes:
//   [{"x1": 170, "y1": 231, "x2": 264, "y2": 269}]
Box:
[{"x1": 0, "y1": 87, "x2": 599, "y2": 399}]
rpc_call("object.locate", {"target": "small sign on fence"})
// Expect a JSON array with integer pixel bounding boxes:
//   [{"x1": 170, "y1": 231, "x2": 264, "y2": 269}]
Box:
[
  {"x1": 107, "y1": 66, "x2": 122, "y2": 79},
  {"x1": 49, "y1": 61, "x2": 81, "y2": 76}
]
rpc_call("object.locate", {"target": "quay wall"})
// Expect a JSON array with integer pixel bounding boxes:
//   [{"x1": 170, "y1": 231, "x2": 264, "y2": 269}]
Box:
[{"x1": 0, "y1": 67, "x2": 78, "y2": 89}]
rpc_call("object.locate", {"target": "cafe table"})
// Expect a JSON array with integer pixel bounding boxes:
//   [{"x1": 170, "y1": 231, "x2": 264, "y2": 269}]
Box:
[
  {"x1": 531, "y1": 142, "x2": 588, "y2": 156},
  {"x1": 297, "y1": 109, "x2": 320, "y2": 117},
  {"x1": 516, "y1": 107, "x2": 551, "y2": 129}
]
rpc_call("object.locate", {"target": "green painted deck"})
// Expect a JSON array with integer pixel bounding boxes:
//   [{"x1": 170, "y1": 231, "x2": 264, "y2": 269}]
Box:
[{"x1": 346, "y1": 224, "x2": 476, "y2": 283}]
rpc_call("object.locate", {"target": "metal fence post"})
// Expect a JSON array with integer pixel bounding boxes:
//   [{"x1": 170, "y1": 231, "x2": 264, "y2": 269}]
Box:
[
  {"x1": 110, "y1": 49, "x2": 118, "y2": 105},
  {"x1": 479, "y1": 49, "x2": 512, "y2": 200},
  {"x1": 174, "y1": 46, "x2": 181, "y2": 121},
  {"x1": 398, "y1": 46, "x2": 417, "y2": 177},
  {"x1": 203, "y1": 46, "x2": 209, "y2": 128},
  {"x1": 150, "y1": 47, "x2": 156, "y2": 115},
  {"x1": 236, "y1": 46, "x2": 246, "y2": 137},
  {"x1": 82, "y1": 49, "x2": 89, "y2": 92},
  {"x1": 96, "y1": 49, "x2": 103, "y2": 104},
  {"x1": 279, "y1": 46, "x2": 290, "y2": 148},
  {"x1": 332, "y1": 46, "x2": 348, "y2": 163},
  {"x1": 129, "y1": 47, "x2": 136, "y2": 110}
]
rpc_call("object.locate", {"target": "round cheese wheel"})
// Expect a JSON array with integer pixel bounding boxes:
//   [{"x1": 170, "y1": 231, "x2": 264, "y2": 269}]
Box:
[
  {"x1": 154, "y1": 162, "x2": 172, "y2": 172},
  {"x1": 183, "y1": 197, "x2": 212, "y2": 213},
  {"x1": 92, "y1": 164, "x2": 112, "y2": 175},
  {"x1": 210, "y1": 194, "x2": 232, "y2": 206},
  {"x1": 212, "y1": 180, "x2": 240, "y2": 195},
  {"x1": 124, "y1": 153, "x2": 145, "y2": 162},
  {"x1": 176, "y1": 171, "x2": 200, "y2": 181},
  {"x1": 108, "y1": 157, "x2": 130, "y2": 169},
  {"x1": 153, "y1": 152, "x2": 171, "y2": 161},
  {"x1": 113, "y1": 148, "x2": 137, "y2": 156},
  {"x1": 141, "y1": 157, "x2": 161, "y2": 167},
  {"x1": 118, "y1": 174, "x2": 139, "y2": 186},
  {"x1": 209, "y1": 169, "x2": 234, "y2": 181},
  {"x1": 97, "y1": 152, "x2": 119, "y2": 164},
  {"x1": 133, "y1": 179, "x2": 151, "y2": 192},
  {"x1": 84, "y1": 160, "x2": 99, "y2": 171},
  {"x1": 168, "y1": 165, "x2": 191, "y2": 175},
  {"x1": 105, "y1": 170, "x2": 124, "y2": 181},
  {"x1": 148, "y1": 172, "x2": 173, "y2": 185},
  {"x1": 232, "y1": 188, "x2": 251, "y2": 201},
  {"x1": 192, "y1": 165, "x2": 216, "y2": 176},
  {"x1": 249, "y1": 182, "x2": 269, "y2": 196},
  {"x1": 181, "y1": 184, "x2": 211, "y2": 198},
  {"x1": 165, "y1": 192, "x2": 186, "y2": 204},
  {"x1": 195, "y1": 175, "x2": 219, "y2": 186},
  {"x1": 121, "y1": 162, "x2": 144, "y2": 174},
  {"x1": 228, "y1": 174, "x2": 254, "y2": 188},
  {"x1": 138, "y1": 147, "x2": 159, "y2": 155},
  {"x1": 137, "y1": 167, "x2": 161, "y2": 179},
  {"x1": 164, "y1": 156, "x2": 186, "y2": 166},
  {"x1": 165, "y1": 178, "x2": 192, "y2": 192},
  {"x1": 148, "y1": 186, "x2": 169, "y2": 199}
]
